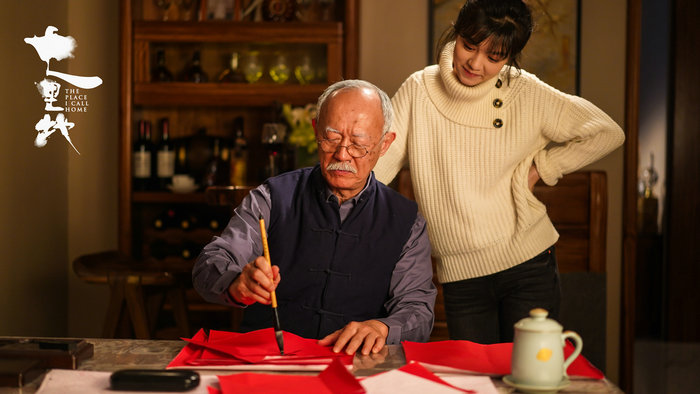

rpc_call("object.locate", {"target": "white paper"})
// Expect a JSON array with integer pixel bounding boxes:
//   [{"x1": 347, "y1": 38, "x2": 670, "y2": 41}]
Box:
[
  {"x1": 36, "y1": 369, "x2": 218, "y2": 394},
  {"x1": 359, "y1": 369, "x2": 500, "y2": 394},
  {"x1": 360, "y1": 370, "x2": 465, "y2": 393},
  {"x1": 439, "y1": 374, "x2": 501, "y2": 394},
  {"x1": 418, "y1": 361, "x2": 500, "y2": 376},
  {"x1": 36, "y1": 366, "x2": 500, "y2": 394}
]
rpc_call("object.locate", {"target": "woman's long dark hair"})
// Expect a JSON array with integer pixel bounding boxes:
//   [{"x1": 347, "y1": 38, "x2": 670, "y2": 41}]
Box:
[{"x1": 436, "y1": 0, "x2": 533, "y2": 80}]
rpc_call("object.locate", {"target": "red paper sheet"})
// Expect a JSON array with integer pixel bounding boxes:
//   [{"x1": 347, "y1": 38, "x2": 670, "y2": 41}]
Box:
[
  {"x1": 402, "y1": 340, "x2": 604, "y2": 379},
  {"x1": 168, "y1": 328, "x2": 353, "y2": 369},
  {"x1": 216, "y1": 358, "x2": 365, "y2": 394},
  {"x1": 213, "y1": 358, "x2": 473, "y2": 394}
]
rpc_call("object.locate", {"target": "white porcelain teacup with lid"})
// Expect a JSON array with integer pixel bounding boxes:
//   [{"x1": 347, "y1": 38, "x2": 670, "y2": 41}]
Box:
[
  {"x1": 509, "y1": 308, "x2": 583, "y2": 388},
  {"x1": 172, "y1": 174, "x2": 195, "y2": 188}
]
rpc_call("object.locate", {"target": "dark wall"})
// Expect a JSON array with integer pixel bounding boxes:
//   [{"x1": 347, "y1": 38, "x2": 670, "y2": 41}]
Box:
[{"x1": 666, "y1": 0, "x2": 700, "y2": 341}]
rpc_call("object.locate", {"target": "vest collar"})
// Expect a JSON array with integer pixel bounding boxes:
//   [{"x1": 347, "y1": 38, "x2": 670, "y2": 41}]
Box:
[{"x1": 315, "y1": 167, "x2": 375, "y2": 207}]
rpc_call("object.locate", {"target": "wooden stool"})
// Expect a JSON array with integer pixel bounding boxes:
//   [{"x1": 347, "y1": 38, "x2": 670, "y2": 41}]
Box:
[{"x1": 73, "y1": 251, "x2": 190, "y2": 339}]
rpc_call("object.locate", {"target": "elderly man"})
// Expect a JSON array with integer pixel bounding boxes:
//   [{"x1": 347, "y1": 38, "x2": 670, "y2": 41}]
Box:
[{"x1": 193, "y1": 80, "x2": 436, "y2": 355}]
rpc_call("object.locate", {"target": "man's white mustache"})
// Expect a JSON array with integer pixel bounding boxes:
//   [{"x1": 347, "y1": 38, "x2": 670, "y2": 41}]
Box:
[{"x1": 326, "y1": 161, "x2": 357, "y2": 173}]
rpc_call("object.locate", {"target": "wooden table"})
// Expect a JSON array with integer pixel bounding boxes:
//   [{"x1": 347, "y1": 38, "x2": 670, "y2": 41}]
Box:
[{"x1": 0, "y1": 337, "x2": 622, "y2": 393}]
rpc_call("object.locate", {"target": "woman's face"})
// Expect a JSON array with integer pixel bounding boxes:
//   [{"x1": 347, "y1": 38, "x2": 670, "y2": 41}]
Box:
[{"x1": 452, "y1": 35, "x2": 509, "y2": 87}]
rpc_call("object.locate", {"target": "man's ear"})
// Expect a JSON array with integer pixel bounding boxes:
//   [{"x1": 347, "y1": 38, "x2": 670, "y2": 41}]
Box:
[{"x1": 379, "y1": 131, "x2": 396, "y2": 156}]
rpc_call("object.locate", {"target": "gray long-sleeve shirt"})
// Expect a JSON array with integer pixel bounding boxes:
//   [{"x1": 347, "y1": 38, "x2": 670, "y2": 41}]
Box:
[{"x1": 193, "y1": 174, "x2": 437, "y2": 344}]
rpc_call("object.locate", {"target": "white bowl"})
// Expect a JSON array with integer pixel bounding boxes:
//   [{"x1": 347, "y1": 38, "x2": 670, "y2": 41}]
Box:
[{"x1": 167, "y1": 183, "x2": 199, "y2": 194}]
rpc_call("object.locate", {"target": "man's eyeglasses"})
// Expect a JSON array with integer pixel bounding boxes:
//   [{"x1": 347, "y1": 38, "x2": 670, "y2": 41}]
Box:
[{"x1": 317, "y1": 138, "x2": 370, "y2": 158}]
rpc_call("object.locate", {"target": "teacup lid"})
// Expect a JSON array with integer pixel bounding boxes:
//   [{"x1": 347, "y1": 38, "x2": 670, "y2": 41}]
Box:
[{"x1": 514, "y1": 308, "x2": 562, "y2": 332}]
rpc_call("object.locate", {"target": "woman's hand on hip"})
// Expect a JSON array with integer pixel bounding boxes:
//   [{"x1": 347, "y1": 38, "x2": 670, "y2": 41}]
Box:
[{"x1": 528, "y1": 163, "x2": 541, "y2": 191}]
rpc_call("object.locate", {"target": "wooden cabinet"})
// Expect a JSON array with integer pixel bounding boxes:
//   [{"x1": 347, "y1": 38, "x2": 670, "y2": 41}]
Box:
[{"x1": 118, "y1": 0, "x2": 358, "y2": 334}]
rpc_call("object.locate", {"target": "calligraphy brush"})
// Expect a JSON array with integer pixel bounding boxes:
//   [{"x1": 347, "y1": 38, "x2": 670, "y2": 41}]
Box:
[{"x1": 258, "y1": 215, "x2": 284, "y2": 355}]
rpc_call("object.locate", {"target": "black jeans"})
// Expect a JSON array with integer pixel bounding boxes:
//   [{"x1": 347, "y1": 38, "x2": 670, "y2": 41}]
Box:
[{"x1": 442, "y1": 246, "x2": 561, "y2": 344}]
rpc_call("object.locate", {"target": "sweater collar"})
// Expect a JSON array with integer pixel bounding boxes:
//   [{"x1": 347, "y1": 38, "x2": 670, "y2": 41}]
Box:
[
  {"x1": 423, "y1": 41, "x2": 518, "y2": 126},
  {"x1": 436, "y1": 41, "x2": 497, "y2": 102}
]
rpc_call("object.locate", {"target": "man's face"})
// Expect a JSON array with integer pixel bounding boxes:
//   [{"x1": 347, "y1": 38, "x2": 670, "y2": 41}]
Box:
[{"x1": 315, "y1": 87, "x2": 395, "y2": 201}]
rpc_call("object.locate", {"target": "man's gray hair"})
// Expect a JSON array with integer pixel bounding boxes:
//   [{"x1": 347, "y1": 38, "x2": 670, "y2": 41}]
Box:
[{"x1": 315, "y1": 79, "x2": 393, "y2": 135}]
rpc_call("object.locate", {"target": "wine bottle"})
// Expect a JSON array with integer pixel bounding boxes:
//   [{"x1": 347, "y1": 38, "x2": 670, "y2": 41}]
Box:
[
  {"x1": 133, "y1": 120, "x2": 153, "y2": 191},
  {"x1": 183, "y1": 50, "x2": 208, "y2": 83},
  {"x1": 217, "y1": 51, "x2": 245, "y2": 83},
  {"x1": 150, "y1": 239, "x2": 176, "y2": 260},
  {"x1": 178, "y1": 211, "x2": 198, "y2": 231},
  {"x1": 179, "y1": 241, "x2": 201, "y2": 260},
  {"x1": 151, "y1": 49, "x2": 173, "y2": 82},
  {"x1": 230, "y1": 116, "x2": 248, "y2": 185},
  {"x1": 156, "y1": 117, "x2": 175, "y2": 190},
  {"x1": 188, "y1": 128, "x2": 212, "y2": 185},
  {"x1": 203, "y1": 138, "x2": 225, "y2": 187},
  {"x1": 152, "y1": 208, "x2": 177, "y2": 230},
  {"x1": 203, "y1": 211, "x2": 227, "y2": 232},
  {"x1": 148, "y1": 238, "x2": 182, "y2": 260},
  {"x1": 218, "y1": 138, "x2": 231, "y2": 185},
  {"x1": 174, "y1": 138, "x2": 189, "y2": 175}
]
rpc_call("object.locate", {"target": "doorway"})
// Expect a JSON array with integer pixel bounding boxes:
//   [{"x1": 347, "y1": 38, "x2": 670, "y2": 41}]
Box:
[{"x1": 623, "y1": 0, "x2": 700, "y2": 392}]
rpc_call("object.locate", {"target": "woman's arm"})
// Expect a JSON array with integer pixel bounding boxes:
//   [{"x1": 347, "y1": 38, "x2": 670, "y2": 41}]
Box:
[{"x1": 534, "y1": 94, "x2": 625, "y2": 185}]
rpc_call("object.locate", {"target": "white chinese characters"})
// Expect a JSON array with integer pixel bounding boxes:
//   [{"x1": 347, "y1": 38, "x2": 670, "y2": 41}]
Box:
[{"x1": 24, "y1": 26, "x2": 103, "y2": 154}]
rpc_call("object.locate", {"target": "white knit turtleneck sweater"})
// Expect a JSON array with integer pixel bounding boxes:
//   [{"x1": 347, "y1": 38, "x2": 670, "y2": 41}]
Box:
[{"x1": 374, "y1": 41, "x2": 625, "y2": 283}]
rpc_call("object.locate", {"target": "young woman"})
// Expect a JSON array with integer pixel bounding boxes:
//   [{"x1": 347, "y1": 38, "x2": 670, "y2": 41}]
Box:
[{"x1": 373, "y1": 0, "x2": 625, "y2": 344}]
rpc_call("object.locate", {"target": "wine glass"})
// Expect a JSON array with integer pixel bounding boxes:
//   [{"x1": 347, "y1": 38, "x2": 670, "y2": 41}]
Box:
[
  {"x1": 243, "y1": 51, "x2": 263, "y2": 83},
  {"x1": 294, "y1": 55, "x2": 315, "y2": 84},
  {"x1": 175, "y1": 0, "x2": 196, "y2": 21},
  {"x1": 269, "y1": 53, "x2": 290, "y2": 84},
  {"x1": 318, "y1": 0, "x2": 335, "y2": 22},
  {"x1": 154, "y1": 0, "x2": 173, "y2": 21},
  {"x1": 295, "y1": 0, "x2": 317, "y2": 22}
]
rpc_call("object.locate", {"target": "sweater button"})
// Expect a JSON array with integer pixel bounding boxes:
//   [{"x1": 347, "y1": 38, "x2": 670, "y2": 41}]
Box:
[
  {"x1": 495, "y1": 79, "x2": 503, "y2": 88},
  {"x1": 493, "y1": 98, "x2": 503, "y2": 108},
  {"x1": 493, "y1": 118, "x2": 503, "y2": 128}
]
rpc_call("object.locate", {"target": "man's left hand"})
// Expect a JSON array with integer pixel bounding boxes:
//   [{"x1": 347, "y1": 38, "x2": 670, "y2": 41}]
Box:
[{"x1": 318, "y1": 320, "x2": 389, "y2": 355}]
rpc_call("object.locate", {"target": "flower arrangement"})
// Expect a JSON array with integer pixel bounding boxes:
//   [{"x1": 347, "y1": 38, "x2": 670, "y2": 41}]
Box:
[{"x1": 282, "y1": 103, "x2": 317, "y2": 154}]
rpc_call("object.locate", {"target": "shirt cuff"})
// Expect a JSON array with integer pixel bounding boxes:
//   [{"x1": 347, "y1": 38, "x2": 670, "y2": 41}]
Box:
[
  {"x1": 376, "y1": 318, "x2": 402, "y2": 345},
  {"x1": 218, "y1": 271, "x2": 248, "y2": 308}
]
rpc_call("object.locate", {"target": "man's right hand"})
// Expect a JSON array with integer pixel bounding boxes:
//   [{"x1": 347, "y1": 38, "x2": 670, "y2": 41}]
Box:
[{"x1": 228, "y1": 256, "x2": 280, "y2": 305}]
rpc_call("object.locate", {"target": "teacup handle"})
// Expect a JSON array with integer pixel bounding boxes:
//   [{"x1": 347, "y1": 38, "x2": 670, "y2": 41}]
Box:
[{"x1": 561, "y1": 331, "x2": 583, "y2": 377}]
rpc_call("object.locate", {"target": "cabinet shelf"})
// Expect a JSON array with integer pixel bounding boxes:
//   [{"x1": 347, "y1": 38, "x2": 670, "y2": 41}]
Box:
[
  {"x1": 134, "y1": 82, "x2": 326, "y2": 107},
  {"x1": 134, "y1": 21, "x2": 343, "y2": 44},
  {"x1": 132, "y1": 191, "x2": 208, "y2": 204},
  {"x1": 143, "y1": 227, "x2": 219, "y2": 243}
]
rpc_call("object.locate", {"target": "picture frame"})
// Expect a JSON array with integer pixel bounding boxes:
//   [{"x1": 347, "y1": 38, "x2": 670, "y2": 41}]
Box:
[{"x1": 428, "y1": 0, "x2": 581, "y2": 95}]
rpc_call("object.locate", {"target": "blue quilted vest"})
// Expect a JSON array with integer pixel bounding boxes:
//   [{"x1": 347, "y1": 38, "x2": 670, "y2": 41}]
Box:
[{"x1": 239, "y1": 166, "x2": 418, "y2": 339}]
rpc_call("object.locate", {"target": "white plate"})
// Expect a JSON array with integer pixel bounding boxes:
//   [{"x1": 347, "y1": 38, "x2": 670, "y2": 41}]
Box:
[
  {"x1": 502, "y1": 375, "x2": 570, "y2": 394},
  {"x1": 167, "y1": 183, "x2": 199, "y2": 194}
]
